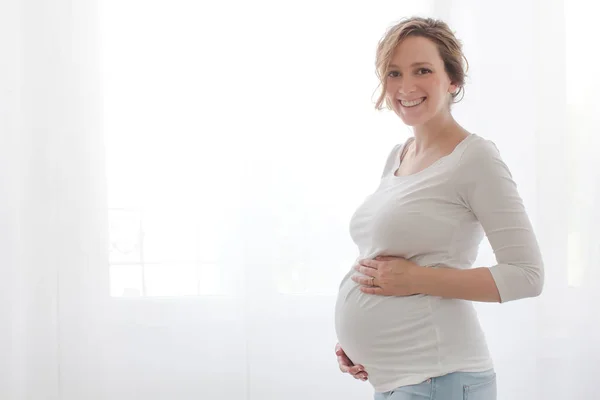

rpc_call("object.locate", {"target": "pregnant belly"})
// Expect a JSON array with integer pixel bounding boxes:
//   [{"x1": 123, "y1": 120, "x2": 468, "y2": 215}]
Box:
[{"x1": 334, "y1": 277, "x2": 440, "y2": 372}]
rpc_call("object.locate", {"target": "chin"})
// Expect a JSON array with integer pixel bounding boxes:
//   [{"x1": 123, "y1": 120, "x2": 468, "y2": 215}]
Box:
[
  {"x1": 395, "y1": 112, "x2": 429, "y2": 127},
  {"x1": 400, "y1": 119, "x2": 420, "y2": 127}
]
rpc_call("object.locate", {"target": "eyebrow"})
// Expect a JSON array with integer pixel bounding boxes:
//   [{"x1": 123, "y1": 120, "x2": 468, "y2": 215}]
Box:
[{"x1": 389, "y1": 62, "x2": 433, "y2": 69}]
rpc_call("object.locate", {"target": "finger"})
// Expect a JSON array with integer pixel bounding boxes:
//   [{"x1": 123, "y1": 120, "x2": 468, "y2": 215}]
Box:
[
  {"x1": 351, "y1": 367, "x2": 368, "y2": 381},
  {"x1": 353, "y1": 265, "x2": 376, "y2": 277},
  {"x1": 360, "y1": 286, "x2": 386, "y2": 295},
  {"x1": 359, "y1": 259, "x2": 380, "y2": 269},
  {"x1": 355, "y1": 372, "x2": 368, "y2": 381},
  {"x1": 375, "y1": 255, "x2": 396, "y2": 261},
  {"x1": 349, "y1": 365, "x2": 365, "y2": 375},
  {"x1": 334, "y1": 343, "x2": 343, "y2": 355},
  {"x1": 335, "y1": 344, "x2": 352, "y2": 360},
  {"x1": 351, "y1": 274, "x2": 376, "y2": 286}
]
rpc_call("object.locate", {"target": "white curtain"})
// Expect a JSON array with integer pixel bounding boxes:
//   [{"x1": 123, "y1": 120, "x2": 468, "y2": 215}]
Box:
[{"x1": 1, "y1": 0, "x2": 598, "y2": 399}]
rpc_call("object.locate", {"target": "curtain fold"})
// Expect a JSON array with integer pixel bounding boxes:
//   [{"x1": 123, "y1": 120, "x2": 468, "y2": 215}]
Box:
[
  {"x1": 0, "y1": 1, "x2": 26, "y2": 397},
  {"x1": 2, "y1": 0, "x2": 107, "y2": 398}
]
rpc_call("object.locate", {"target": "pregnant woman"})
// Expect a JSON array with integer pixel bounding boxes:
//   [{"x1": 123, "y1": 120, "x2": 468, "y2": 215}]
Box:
[{"x1": 334, "y1": 17, "x2": 544, "y2": 400}]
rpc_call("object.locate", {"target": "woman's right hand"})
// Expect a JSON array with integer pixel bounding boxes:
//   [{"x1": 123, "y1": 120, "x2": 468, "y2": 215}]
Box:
[{"x1": 335, "y1": 343, "x2": 368, "y2": 381}]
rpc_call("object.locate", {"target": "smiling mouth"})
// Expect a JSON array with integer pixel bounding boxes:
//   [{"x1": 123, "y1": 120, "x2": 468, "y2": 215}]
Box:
[{"x1": 399, "y1": 97, "x2": 426, "y2": 108}]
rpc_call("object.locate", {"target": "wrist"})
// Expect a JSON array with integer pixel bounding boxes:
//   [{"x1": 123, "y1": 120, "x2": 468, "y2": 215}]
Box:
[{"x1": 409, "y1": 263, "x2": 433, "y2": 295}]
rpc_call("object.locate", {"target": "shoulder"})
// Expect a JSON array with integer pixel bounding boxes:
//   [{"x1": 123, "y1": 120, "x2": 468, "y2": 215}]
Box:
[
  {"x1": 454, "y1": 134, "x2": 513, "y2": 182},
  {"x1": 457, "y1": 134, "x2": 502, "y2": 165},
  {"x1": 380, "y1": 138, "x2": 412, "y2": 177},
  {"x1": 392, "y1": 136, "x2": 414, "y2": 155},
  {"x1": 380, "y1": 143, "x2": 402, "y2": 177}
]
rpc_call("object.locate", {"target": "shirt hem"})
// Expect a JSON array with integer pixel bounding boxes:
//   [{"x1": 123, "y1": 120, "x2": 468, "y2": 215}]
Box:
[{"x1": 372, "y1": 361, "x2": 495, "y2": 393}]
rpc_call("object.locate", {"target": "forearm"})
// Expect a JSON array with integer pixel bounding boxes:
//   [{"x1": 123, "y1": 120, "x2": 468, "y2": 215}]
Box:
[{"x1": 412, "y1": 266, "x2": 501, "y2": 303}]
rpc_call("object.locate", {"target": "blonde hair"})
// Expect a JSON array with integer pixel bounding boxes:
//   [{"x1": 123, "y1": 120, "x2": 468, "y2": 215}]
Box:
[{"x1": 374, "y1": 17, "x2": 469, "y2": 110}]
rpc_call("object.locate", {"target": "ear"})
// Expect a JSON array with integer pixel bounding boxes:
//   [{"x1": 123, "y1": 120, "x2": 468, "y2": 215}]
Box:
[{"x1": 449, "y1": 83, "x2": 458, "y2": 94}]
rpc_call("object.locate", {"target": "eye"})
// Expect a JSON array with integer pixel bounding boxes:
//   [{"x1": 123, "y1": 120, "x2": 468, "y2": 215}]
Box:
[
  {"x1": 387, "y1": 70, "x2": 400, "y2": 78},
  {"x1": 416, "y1": 68, "x2": 432, "y2": 75}
]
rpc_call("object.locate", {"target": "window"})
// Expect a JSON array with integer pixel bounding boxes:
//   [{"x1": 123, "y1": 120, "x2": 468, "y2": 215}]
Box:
[
  {"x1": 101, "y1": 0, "x2": 433, "y2": 297},
  {"x1": 108, "y1": 208, "x2": 228, "y2": 297},
  {"x1": 101, "y1": 1, "x2": 243, "y2": 297}
]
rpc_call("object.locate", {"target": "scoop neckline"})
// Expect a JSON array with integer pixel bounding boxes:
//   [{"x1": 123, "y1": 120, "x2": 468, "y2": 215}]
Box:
[{"x1": 390, "y1": 133, "x2": 475, "y2": 179}]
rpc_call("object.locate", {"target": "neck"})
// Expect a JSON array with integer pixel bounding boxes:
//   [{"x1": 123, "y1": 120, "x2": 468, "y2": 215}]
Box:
[{"x1": 411, "y1": 111, "x2": 464, "y2": 154}]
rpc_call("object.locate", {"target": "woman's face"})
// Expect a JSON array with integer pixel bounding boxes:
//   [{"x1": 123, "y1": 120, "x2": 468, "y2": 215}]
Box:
[{"x1": 384, "y1": 36, "x2": 457, "y2": 127}]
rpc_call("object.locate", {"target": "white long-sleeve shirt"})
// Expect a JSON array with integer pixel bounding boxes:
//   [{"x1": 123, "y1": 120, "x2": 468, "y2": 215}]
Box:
[{"x1": 334, "y1": 133, "x2": 543, "y2": 393}]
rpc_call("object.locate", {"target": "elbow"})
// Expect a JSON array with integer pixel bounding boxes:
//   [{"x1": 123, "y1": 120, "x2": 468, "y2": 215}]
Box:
[
  {"x1": 511, "y1": 264, "x2": 544, "y2": 301},
  {"x1": 523, "y1": 262, "x2": 544, "y2": 297},
  {"x1": 527, "y1": 276, "x2": 543, "y2": 298},
  {"x1": 493, "y1": 262, "x2": 544, "y2": 303},
  {"x1": 530, "y1": 267, "x2": 544, "y2": 297}
]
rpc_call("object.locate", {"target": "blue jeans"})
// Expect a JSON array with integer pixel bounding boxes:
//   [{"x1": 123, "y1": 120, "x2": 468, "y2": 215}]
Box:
[{"x1": 374, "y1": 370, "x2": 496, "y2": 400}]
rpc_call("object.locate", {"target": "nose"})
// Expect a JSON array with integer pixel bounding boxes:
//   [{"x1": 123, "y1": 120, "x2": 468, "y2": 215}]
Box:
[{"x1": 398, "y1": 76, "x2": 417, "y2": 95}]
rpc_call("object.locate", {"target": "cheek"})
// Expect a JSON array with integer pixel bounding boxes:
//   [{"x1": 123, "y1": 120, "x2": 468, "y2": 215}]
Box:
[
  {"x1": 428, "y1": 76, "x2": 443, "y2": 94},
  {"x1": 385, "y1": 81, "x2": 397, "y2": 96},
  {"x1": 384, "y1": 85, "x2": 399, "y2": 108}
]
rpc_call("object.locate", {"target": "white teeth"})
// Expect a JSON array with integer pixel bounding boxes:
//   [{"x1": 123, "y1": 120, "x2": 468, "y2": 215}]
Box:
[{"x1": 400, "y1": 98, "x2": 425, "y2": 107}]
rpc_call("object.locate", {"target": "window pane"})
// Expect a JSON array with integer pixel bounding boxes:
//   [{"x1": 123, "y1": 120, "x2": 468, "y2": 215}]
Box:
[
  {"x1": 108, "y1": 208, "x2": 142, "y2": 264},
  {"x1": 110, "y1": 264, "x2": 143, "y2": 297},
  {"x1": 144, "y1": 263, "x2": 224, "y2": 297},
  {"x1": 141, "y1": 212, "x2": 199, "y2": 263}
]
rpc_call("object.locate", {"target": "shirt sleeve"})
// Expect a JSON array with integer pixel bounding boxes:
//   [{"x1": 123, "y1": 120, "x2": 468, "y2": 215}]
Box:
[
  {"x1": 380, "y1": 138, "x2": 413, "y2": 178},
  {"x1": 380, "y1": 144, "x2": 402, "y2": 178},
  {"x1": 454, "y1": 138, "x2": 544, "y2": 302}
]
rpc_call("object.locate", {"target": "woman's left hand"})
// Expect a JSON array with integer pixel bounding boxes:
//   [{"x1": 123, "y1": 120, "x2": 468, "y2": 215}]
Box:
[{"x1": 351, "y1": 256, "x2": 421, "y2": 296}]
